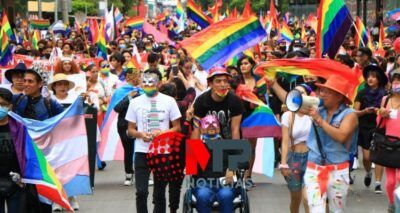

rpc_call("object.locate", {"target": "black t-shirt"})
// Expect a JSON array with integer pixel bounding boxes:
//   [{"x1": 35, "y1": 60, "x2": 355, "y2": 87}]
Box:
[
  {"x1": 0, "y1": 124, "x2": 20, "y2": 178},
  {"x1": 194, "y1": 90, "x2": 243, "y2": 139},
  {"x1": 355, "y1": 88, "x2": 387, "y2": 128}
]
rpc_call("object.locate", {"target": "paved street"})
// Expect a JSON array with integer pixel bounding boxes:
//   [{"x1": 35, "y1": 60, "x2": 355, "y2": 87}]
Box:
[{"x1": 76, "y1": 161, "x2": 389, "y2": 213}]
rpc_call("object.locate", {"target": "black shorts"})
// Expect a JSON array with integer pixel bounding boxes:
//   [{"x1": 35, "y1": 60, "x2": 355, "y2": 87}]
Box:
[{"x1": 358, "y1": 127, "x2": 374, "y2": 150}]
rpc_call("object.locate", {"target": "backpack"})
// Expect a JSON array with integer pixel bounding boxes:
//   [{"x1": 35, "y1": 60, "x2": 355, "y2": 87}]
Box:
[{"x1": 14, "y1": 94, "x2": 53, "y2": 118}]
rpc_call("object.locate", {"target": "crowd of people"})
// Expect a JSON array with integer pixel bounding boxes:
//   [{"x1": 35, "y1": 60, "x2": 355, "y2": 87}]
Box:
[{"x1": 0, "y1": 12, "x2": 400, "y2": 213}]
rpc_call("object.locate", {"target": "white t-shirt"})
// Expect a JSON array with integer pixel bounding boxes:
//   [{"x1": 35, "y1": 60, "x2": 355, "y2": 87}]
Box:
[
  {"x1": 125, "y1": 93, "x2": 182, "y2": 153},
  {"x1": 52, "y1": 94, "x2": 77, "y2": 105},
  {"x1": 281, "y1": 111, "x2": 312, "y2": 146}
]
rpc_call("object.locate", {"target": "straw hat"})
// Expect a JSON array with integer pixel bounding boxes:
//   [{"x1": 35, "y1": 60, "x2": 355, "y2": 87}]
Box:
[{"x1": 48, "y1": 73, "x2": 75, "y2": 90}]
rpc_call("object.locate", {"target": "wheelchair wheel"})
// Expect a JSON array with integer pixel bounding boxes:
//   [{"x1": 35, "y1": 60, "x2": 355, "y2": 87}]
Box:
[
  {"x1": 182, "y1": 190, "x2": 193, "y2": 213},
  {"x1": 239, "y1": 191, "x2": 250, "y2": 213}
]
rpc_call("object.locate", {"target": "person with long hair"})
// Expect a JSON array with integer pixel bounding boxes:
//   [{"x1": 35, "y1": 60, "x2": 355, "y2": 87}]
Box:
[
  {"x1": 377, "y1": 69, "x2": 400, "y2": 213},
  {"x1": 54, "y1": 57, "x2": 81, "y2": 75}
]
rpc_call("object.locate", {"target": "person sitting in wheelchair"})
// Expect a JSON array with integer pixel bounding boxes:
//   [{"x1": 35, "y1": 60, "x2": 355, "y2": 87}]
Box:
[{"x1": 192, "y1": 115, "x2": 236, "y2": 213}]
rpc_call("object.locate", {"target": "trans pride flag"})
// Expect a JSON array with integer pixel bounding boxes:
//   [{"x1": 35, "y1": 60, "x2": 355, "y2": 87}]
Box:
[
  {"x1": 99, "y1": 84, "x2": 143, "y2": 161},
  {"x1": 9, "y1": 118, "x2": 73, "y2": 211},
  {"x1": 253, "y1": 137, "x2": 275, "y2": 178},
  {"x1": 9, "y1": 97, "x2": 91, "y2": 197}
]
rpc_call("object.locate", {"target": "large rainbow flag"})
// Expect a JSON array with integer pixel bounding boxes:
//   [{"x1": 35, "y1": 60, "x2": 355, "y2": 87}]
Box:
[
  {"x1": 316, "y1": 0, "x2": 353, "y2": 58},
  {"x1": 179, "y1": 16, "x2": 266, "y2": 71},
  {"x1": 97, "y1": 19, "x2": 107, "y2": 60},
  {"x1": 354, "y1": 16, "x2": 368, "y2": 48},
  {"x1": 9, "y1": 97, "x2": 92, "y2": 197},
  {"x1": 30, "y1": 19, "x2": 51, "y2": 30},
  {"x1": 187, "y1": 0, "x2": 213, "y2": 29},
  {"x1": 9, "y1": 118, "x2": 73, "y2": 211},
  {"x1": 253, "y1": 58, "x2": 362, "y2": 102},
  {"x1": 99, "y1": 85, "x2": 143, "y2": 161},
  {"x1": 241, "y1": 106, "x2": 281, "y2": 139}
]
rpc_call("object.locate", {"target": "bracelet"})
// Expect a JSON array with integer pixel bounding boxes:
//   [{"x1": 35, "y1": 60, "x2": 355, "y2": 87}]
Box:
[{"x1": 278, "y1": 163, "x2": 289, "y2": 170}]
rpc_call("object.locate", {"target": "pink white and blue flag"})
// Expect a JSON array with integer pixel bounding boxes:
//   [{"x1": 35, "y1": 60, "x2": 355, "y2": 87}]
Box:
[
  {"x1": 9, "y1": 97, "x2": 92, "y2": 197},
  {"x1": 252, "y1": 137, "x2": 275, "y2": 178}
]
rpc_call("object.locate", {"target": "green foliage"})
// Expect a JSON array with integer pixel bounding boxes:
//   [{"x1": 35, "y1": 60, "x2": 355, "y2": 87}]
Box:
[{"x1": 72, "y1": 0, "x2": 98, "y2": 15}]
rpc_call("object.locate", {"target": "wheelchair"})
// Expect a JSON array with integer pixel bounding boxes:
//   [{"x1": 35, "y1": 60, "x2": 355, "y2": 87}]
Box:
[{"x1": 182, "y1": 162, "x2": 250, "y2": 213}]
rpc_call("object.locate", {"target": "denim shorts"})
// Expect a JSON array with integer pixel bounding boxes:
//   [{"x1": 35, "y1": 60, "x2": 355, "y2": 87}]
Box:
[{"x1": 284, "y1": 151, "x2": 308, "y2": 192}]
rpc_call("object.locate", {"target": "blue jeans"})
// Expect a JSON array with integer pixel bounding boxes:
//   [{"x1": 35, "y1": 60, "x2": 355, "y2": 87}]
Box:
[
  {"x1": 0, "y1": 190, "x2": 21, "y2": 213},
  {"x1": 284, "y1": 151, "x2": 308, "y2": 192},
  {"x1": 193, "y1": 184, "x2": 235, "y2": 213}
]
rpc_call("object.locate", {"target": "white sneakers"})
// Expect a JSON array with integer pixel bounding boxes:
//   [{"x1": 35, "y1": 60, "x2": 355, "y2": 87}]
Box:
[
  {"x1": 149, "y1": 179, "x2": 154, "y2": 186},
  {"x1": 52, "y1": 196, "x2": 79, "y2": 211},
  {"x1": 124, "y1": 173, "x2": 134, "y2": 186},
  {"x1": 352, "y1": 157, "x2": 359, "y2": 170},
  {"x1": 69, "y1": 196, "x2": 79, "y2": 211}
]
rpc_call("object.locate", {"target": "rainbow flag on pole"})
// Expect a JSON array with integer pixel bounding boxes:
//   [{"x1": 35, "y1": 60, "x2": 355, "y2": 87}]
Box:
[
  {"x1": 32, "y1": 30, "x2": 41, "y2": 50},
  {"x1": 30, "y1": 19, "x2": 50, "y2": 30},
  {"x1": 0, "y1": 10, "x2": 13, "y2": 66},
  {"x1": 97, "y1": 19, "x2": 107, "y2": 60},
  {"x1": 316, "y1": 0, "x2": 353, "y2": 58},
  {"x1": 187, "y1": 0, "x2": 213, "y2": 29},
  {"x1": 125, "y1": 17, "x2": 144, "y2": 30},
  {"x1": 179, "y1": 16, "x2": 266, "y2": 70},
  {"x1": 176, "y1": 0, "x2": 184, "y2": 20},
  {"x1": 240, "y1": 106, "x2": 281, "y2": 139},
  {"x1": 354, "y1": 16, "x2": 368, "y2": 48},
  {"x1": 280, "y1": 21, "x2": 294, "y2": 43}
]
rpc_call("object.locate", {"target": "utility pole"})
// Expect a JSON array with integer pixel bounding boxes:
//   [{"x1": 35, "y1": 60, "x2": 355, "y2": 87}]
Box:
[
  {"x1": 61, "y1": 0, "x2": 68, "y2": 24},
  {"x1": 38, "y1": 0, "x2": 42, "y2": 18},
  {"x1": 55, "y1": 0, "x2": 58, "y2": 21}
]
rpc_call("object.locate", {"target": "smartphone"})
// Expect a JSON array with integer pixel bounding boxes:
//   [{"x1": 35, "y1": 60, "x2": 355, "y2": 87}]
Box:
[{"x1": 172, "y1": 65, "x2": 179, "y2": 77}]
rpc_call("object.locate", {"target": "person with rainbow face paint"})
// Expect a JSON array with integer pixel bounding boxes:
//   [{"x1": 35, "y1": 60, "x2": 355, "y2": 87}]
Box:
[{"x1": 191, "y1": 66, "x2": 243, "y2": 140}]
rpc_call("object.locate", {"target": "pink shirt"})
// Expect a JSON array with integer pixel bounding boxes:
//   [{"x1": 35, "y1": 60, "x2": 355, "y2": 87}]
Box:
[{"x1": 377, "y1": 96, "x2": 400, "y2": 138}]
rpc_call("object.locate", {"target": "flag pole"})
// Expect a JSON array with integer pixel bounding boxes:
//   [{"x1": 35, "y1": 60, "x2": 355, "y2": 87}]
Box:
[{"x1": 352, "y1": 20, "x2": 366, "y2": 47}]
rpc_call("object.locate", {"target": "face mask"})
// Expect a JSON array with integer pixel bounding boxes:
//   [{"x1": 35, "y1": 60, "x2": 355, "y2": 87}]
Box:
[
  {"x1": 119, "y1": 44, "x2": 126, "y2": 50},
  {"x1": 0, "y1": 106, "x2": 9, "y2": 120},
  {"x1": 388, "y1": 56, "x2": 396, "y2": 63},
  {"x1": 124, "y1": 38, "x2": 130, "y2": 44},
  {"x1": 308, "y1": 42, "x2": 315, "y2": 47},
  {"x1": 349, "y1": 46, "x2": 356, "y2": 50},
  {"x1": 170, "y1": 59, "x2": 176, "y2": 64},
  {"x1": 293, "y1": 47, "x2": 300, "y2": 52},
  {"x1": 100, "y1": 68, "x2": 110, "y2": 77},
  {"x1": 200, "y1": 115, "x2": 220, "y2": 129},
  {"x1": 143, "y1": 86, "x2": 157, "y2": 97},
  {"x1": 146, "y1": 46, "x2": 152, "y2": 51},
  {"x1": 383, "y1": 46, "x2": 391, "y2": 51},
  {"x1": 215, "y1": 88, "x2": 229, "y2": 98},
  {"x1": 279, "y1": 46, "x2": 286, "y2": 52},
  {"x1": 392, "y1": 83, "x2": 400, "y2": 94}
]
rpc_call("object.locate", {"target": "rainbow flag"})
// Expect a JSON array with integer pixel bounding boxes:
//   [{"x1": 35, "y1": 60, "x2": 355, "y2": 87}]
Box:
[
  {"x1": 97, "y1": 19, "x2": 107, "y2": 60},
  {"x1": 280, "y1": 21, "x2": 294, "y2": 43},
  {"x1": 377, "y1": 21, "x2": 385, "y2": 50},
  {"x1": 241, "y1": 106, "x2": 281, "y2": 138},
  {"x1": 316, "y1": 0, "x2": 353, "y2": 58},
  {"x1": 30, "y1": 19, "x2": 50, "y2": 30},
  {"x1": 32, "y1": 30, "x2": 40, "y2": 50},
  {"x1": 354, "y1": 16, "x2": 368, "y2": 48},
  {"x1": 9, "y1": 118, "x2": 73, "y2": 211},
  {"x1": 0, "y1": 10, "x2": 13, "y2": 66},
  {"x1": 99, "y1": 85, "x2": 143, "y2": 161},
  {"x1": 126, "y1": 17, "x2": 144, "y2": 30},
  {"x1": 187, "y1": 0, "x2": 213, "y2": 29},
  {"x1": 253, "y1": 58, "x2": 363, "y2": 102},
  {"x1": 179, "y1": 16, "x2": 266, "y2": 70},
  {"x1": 176, "y1": 0, "x2": 184, "y2": 20},
  {"x1": 10, "y1": 97, "x2": 92, "y2": 198}
]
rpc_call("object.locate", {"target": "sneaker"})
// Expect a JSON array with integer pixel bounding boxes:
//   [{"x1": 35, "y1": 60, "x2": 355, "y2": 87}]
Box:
[
  {"x1": 352, "y1": 157, "x2": 359, "y2": 170},
  {"x1": 148, "y1": 179, "x2": 154, "y2": 186},
  {"x1": 372, "y1": 163, "x2": 376, "y2": 169},
  {"x1": 52, "y1": 203, "x2": 62, "y2": 212},
  {"x1": 364, "y1": 173, "x2": 372, "y2": 187},
  {"x1": 245, "y1": 177, "x2": 256, "y2": 188},
  {"x1": 375, "y1": 184, "x2": 383, "y2": 194},
  {"x1": 69, "y1": 196, "x2": 79, "y2": 211},
  {"x1": 124, "y1": 173, "x2": 134, "y2": 186},
  {"x1": 349, "y1": 173, "x2": 354, "y2": 185},
  {"x1": 98, "y1": 161, "x2": 107, "y2": 171},
  {"x1": 388, "y1": 203, "x2": 395, "y2": 213}
]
